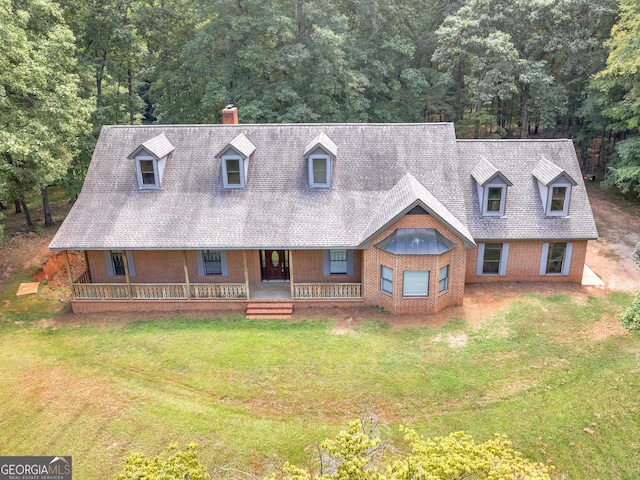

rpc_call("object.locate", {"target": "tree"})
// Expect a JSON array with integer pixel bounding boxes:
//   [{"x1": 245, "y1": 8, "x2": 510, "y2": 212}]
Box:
[
  {"x1": 0, "y1": 0, "x2": 91, "y2": 228},
  {"x1": 274, "y1": 419, "x2": 553, "y2": 480},
  {"x1": 116, "y1": 443, "x2": 209, "y2": 480},
  {"x1": 592, "y1": 0, "x2": 640, "y2": 197}
]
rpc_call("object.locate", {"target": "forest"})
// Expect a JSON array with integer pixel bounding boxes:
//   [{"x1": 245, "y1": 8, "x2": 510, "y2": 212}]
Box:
[{"x1": 2, "y1": 0, "x2": 640, "y2": 232}]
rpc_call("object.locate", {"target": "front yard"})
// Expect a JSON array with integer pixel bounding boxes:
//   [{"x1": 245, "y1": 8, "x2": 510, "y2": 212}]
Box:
[{"x1": 1, "y1": 289, "x2": 639, "y2": 479}]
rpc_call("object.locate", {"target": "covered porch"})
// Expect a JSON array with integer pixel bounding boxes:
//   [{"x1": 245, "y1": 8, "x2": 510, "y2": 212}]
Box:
[{"x1": 62, "y1": 249, "x2": 363, "y2": 303}]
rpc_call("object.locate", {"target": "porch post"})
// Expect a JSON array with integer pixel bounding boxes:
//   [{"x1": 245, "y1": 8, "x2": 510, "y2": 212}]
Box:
[
  {"x1": 182, "y1": 250, "x2": 191, "y2": 299},
  {"x1": 289, "y1": 250, "x2": 295, "y2": 300},
  {"x1": 243, "y1": 250, "x2": 250, "y2": 300},
  {"x1": 83, "y1": 250, "x2": 92, "y2": 281},
  {"x1": 63, "y1": 250, "x2": 75, "y2": 300},
  {"x1": 122, "y1": 250, "x2": 132, "y2": 299}
]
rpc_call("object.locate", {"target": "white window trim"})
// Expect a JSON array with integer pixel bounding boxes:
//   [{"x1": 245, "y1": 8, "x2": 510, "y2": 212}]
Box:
[
  {"x1": 105, "y1": 250, "x2": 136, "y2": 277},
  {"x1": 196, "y1": 250, "x2": 229, "y2": 276},
  {"x1": 482, "y1": 182, "x2": 507, "y2": 216},
  {"x1": 546, "y1": 182, "x2": 572, "y2": 216},
  {"x1": 540, "y1": 242, "x2": 573, "y2": 276},
  {"x1": 381, "y1": 265, "x2": 393, "y2": 294},
  {"x1": 322, "y1": 250, "x2": 354, "y2": 276},
  {"x1": 136, "y1": 155, "x2": 160, "y2": 189},
  {"x1": 309, "y1": 154, "x2": 332, "y2": 188},
  {"x1": 403, "y1": 270, "x2": 430, "y2": 297},
  {"x1": 476, "y1": 242, "x2": 509, "y2": 276},
  {"x1": 438, "y1": 265, "x2": 449, "y2": 293},
  {"x1": 221, "y1": 154, "x2": 246, "y2": 189}
]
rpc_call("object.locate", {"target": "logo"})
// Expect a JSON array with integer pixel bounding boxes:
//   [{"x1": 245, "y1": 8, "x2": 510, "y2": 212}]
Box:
[{"x1": 0, "y1": 456, "x2": 72, "y2": 480}]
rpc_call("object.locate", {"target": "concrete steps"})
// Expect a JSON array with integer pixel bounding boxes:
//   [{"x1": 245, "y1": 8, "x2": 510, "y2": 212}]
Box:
[{"x1": 245, "y1": 302, "x2": 293, "y2": 319}]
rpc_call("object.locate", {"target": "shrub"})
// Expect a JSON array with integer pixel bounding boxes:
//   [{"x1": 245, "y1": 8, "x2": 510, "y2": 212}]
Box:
[
  {"x1": 273, "y1": 418, "x2": 553, "y2": 480},
  {"x1": 115, "y1": 443, "x2": 208, "y2": 480},
  {"x1": 621, "y1": 291, "x2": 640, "y2": 331}
]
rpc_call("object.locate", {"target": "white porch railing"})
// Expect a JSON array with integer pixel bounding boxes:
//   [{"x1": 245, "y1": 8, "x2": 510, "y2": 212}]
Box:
[
  {"x1": 72, "y1": 282, "x2": 247, "y2": 300},
  {"x1": 293, "y1": 283, "x2": 362, "y2": 299}
]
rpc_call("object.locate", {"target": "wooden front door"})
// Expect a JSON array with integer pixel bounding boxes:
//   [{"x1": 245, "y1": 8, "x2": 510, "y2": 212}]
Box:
[{"x1": 261, "y1": 250, "x2": 290, "y2": 281}]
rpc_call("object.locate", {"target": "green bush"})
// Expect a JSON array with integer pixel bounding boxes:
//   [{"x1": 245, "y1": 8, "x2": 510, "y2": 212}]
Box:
[
  {"x1": 274, "y1": 419, "x2": 553, "y2": 480},
  {"x1": 621, "y1": 291, "x2": 640, "y2": 331},
  {"x1": 115, "y1": 443, "x2": 208, "y2": 480}
]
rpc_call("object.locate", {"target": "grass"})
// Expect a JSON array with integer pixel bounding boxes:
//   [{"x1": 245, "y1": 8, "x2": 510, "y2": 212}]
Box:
[{"x1": 0, "y1": 291, "x2": 639, "y2": 479}]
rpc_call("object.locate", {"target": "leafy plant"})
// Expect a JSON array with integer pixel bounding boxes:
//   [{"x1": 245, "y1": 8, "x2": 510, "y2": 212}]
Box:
[
  {"x1": 621, "y1": 291, "x2": 640, "y2": 331},
  {"x1": 115, "y1": 443, "x2": 208, "y2": 480},
  {"x1": 273, "y1": 418, "x2": 553, "y2": 480}
]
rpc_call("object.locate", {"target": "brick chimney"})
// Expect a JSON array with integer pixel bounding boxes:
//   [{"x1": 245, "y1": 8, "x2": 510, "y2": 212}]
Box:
[{"x1": 222, "y1": 104, "x2": 238, "y2": 124}]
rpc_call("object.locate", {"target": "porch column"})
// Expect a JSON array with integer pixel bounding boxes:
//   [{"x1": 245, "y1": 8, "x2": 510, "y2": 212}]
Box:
[
  {"x1": 182, "y1": 250, "x2": 191, "y2": 299},
  {"x1": 243, "y1": 250, "x2": 250, "y2": 300},
  {"x1": 83, "y1": 250, "x2": 92, "y2": 281},
  {"x1": 63, "y1": 250, "x2": 75, "y2": 300},
  {"x1": 289, "y1": 250, "x2": 295, "y2": 300},
  {"x1": 121, "y1": 250, "x2": 133, "y2": 299}
]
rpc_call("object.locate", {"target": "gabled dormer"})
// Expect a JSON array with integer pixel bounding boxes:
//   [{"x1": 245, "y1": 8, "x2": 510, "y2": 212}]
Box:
[
  {"x1": 304, "y1": 133, "x2": 337, "y2": 188},
  {"x1": 532, "y1": 157, "x2": 577, "y2": 217},
  {"x1": 215, "y1": 133, "x2": 255, "y2": 189},
  {"x1": 471, "y1": 157, "x2": 512, "y2": 216},
  {"x1": 128, "y1": 133, "x2": 174, "y2": 189}
]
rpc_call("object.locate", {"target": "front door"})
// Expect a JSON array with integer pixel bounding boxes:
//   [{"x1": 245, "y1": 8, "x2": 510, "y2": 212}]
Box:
[{"x1": 261, "y1": 250, "x2": 289, "y2": 281}]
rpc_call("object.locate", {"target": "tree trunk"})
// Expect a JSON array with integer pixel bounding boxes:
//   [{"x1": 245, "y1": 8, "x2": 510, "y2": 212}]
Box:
[
  {"x1": 14, "y1": 199, "x2": 22, "y2": 214},
  {"x1": 42, "y1": 187, "x2": 54, "y2": 227},
  {"x1": 519, "y1": 83, "x2": 530, "y2": 139},
  {"x1": 128, "y1": 65, "x2": 135, "y2": 125},
  {"x1": 20, "y1": 196, "x2": 32, "y2": 228}
]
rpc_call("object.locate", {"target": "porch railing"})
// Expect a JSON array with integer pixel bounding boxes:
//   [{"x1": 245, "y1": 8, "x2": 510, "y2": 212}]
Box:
[
  {"x1": 293, "y1": 283, "x2": 362, "y2": 299},
  {"x1": 72, "y1": 282, "x2": 247, "y2": 300}
]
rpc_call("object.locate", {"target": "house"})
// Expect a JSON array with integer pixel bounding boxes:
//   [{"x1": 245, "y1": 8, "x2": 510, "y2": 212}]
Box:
[{"x1": 49, "y1": 106, "x2": 598, "y2": 316}]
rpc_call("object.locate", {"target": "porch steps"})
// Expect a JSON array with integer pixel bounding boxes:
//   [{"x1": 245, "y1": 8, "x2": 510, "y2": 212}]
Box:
[{"x1": 245, "y1": 302, "x2": 294, "y2": 319}]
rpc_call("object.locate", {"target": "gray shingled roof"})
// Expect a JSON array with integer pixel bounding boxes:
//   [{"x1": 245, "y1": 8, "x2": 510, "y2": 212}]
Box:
[
  {"x1": 458, "y1": 140, "x2": 598, "y2": 241},
  {"x1": 471, "y1": 156, "x2": 513, "y2": 186},
  {"x1": 532, "y1": 157, "x2": 578, "y2": 186},
  {"x1": 303, "y1": 132, "x2": 338, "y2": 157},
  {"x1": 51, "y1": 123, "x2": 480, "y2": 250},
  {"x1": 127, "y1": 132, "x2": 174, "y2": 160},
  {"x1": 216, "y1": 133, "x2": 256, "y2": 158}
]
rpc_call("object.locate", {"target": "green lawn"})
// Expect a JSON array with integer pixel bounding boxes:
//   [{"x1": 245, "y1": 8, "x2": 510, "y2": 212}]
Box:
[{"x1": 1, "y1": 282, "x2": 639, "y2": 479}]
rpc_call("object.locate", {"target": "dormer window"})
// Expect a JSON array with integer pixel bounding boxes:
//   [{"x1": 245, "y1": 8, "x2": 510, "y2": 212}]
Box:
[
  {"x1": 471, "y1": 157, "x2": 512, "y2": 217},
  {"x1": 309, "y1": 153, "x2": 331, "y2": 188},
  {"x1": 137, "y1": 157, "x2": 159, "y2": 188},
  {"x1": 216, "y1": 133, "x2": 255, "y2": 190},
  {"x1": 128, "y1": 133, "x2": 174, "y2": 190},
  {"x1": 532, "y1": 158, "x2": 577, "y2": 217},
  {"x1": 304, "y1": 132, "x2": 337, "y2": 189},
  {"x1": 222, "y1": 154, "x2": 245, "y2": 188}
]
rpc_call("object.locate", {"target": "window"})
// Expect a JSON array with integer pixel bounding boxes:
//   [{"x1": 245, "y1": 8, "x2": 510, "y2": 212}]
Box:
[
  {"x1": 438, "y1": 265, "x2": 449, "y2": 293},
  {"x1": 540, "y1": 242, "x2": 573, "y2": 275},
  {"x1": 549, "y1": 186, "x2": 567, "y2": 213},
  {"x1": 381, "y1": 265, "x2": 393, "y2": 294},
  {"x1": 223, "y1": 157, "x2": 244, "y2": 188},
  {"x1": 197, "y1": 250, "x2": 228, "y2": 276},
  {"x1": 403, "y1": 270, "x2": 429, "y2": 297},
  {"x1": 323, "y1": 250, "x2": 353, "y2": 275},
  {"x1": 105, "y1": 250, "x2": 135, "y2": 277},
  {"x1": 136, "y1": 157, "x2": 159, "y2": 189},
  {"x1": 486, "y1": 186, "x2": 503, "y2": 213},
  {"x1": 476, "y1": 243, "x2": 509, "y2": 276},
  {"x1": 309, "y1": 154, "x2": 331, "y2": 188},
  {"x1": 329, "y1": 249, "x2": 347, "y2": 274}
]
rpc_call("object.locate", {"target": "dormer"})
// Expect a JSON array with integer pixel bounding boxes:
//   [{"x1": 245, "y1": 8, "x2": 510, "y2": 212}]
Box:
[
  {"x1": 215, "y1": 133, "x2": 255, "y2": 189},
  {"x1": 471, "y1": 157, "x2": 512, "y2": 216},
  {"x1": 304, "y1": 133, "x2": 337, "y2": 188},
  {"x1": 532, "y1": 157, "x2": 577, "y2": 217},
  {"x1": 128, "y1": 133, "x2": 174, "y2": 189}
]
